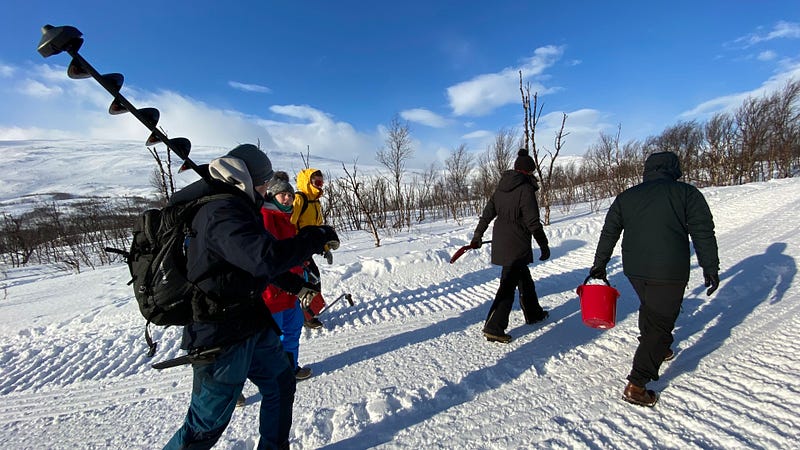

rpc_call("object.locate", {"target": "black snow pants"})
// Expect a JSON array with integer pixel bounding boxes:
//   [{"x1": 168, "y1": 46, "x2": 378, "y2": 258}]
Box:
[
  {"x1": 627, "y1": 277, "x2": 686, "y2": 387},
  {"x1": 484, "y1": 264, "x2": 544, "y2": 334}
]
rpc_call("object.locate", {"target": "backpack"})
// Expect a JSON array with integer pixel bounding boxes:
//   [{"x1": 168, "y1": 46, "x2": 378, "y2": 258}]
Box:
[
  {"x1": 295, "y1": 191, "x2": 320, "y2": 217},
  {"x1": 107, "y1": 193, "x2": 232, "y2": 356}
]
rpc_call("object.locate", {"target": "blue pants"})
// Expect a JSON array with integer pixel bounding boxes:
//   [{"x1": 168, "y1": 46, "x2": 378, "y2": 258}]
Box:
[
  {"x1": 164, "y1": 328, "x2": 296, "y2": 450},
  {"x1": 273, "y1": 302, "x2": 304, "y2": 369}
]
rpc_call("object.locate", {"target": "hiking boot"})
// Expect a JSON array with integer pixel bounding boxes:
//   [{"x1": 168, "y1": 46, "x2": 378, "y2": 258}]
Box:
[
  {"x1": 304, "y1": 318, "x2": 323, "y2": 329},
  {"x1": 483, "y1": 331, "x2": 513, "y2": 343},
  {"x1": 663, "y1": 348, "x2": 675, "y2": 362},
  {"x1": 236, "y1": 393, "x2": 246, "y2": 407},
  {"x1": 526, "y1": 310, "x2": 549, "y2": 325},
  {"x1": 622, "y1": 382, "x2": 658, "y2": 407},
  {"x1": 295, "y1": 366, "x2": 313, "y2": 380}
]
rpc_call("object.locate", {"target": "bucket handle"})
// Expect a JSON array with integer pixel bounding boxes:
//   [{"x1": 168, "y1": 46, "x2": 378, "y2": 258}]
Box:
[{"x1": 583, "y1": 275, "x2": 611, "y2": 286}]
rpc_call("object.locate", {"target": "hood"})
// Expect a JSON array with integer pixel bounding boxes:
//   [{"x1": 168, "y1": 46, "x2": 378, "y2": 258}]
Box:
[
  {"x1": 496, "y1": 169, "x2": 539, "y2": 193},
  {"x1": 643, "y1": 151, "x2": 682, "y2": 182},
  {"x1": 296, "y1": 168, "x2": 323, "y2": 200},
  {"x1": 208, "y1": 155, "x2": 260, "y2": 204}
]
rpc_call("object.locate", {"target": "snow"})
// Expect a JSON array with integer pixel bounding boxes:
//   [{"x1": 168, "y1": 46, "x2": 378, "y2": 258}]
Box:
[{"x1": 1, "y1": 140, "x2": 799, "y2": 449}]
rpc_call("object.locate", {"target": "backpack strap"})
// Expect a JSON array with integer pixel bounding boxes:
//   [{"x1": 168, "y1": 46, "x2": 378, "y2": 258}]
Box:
[{"x1": 295, "y1": 191, "x2": 310, "y2": 216}]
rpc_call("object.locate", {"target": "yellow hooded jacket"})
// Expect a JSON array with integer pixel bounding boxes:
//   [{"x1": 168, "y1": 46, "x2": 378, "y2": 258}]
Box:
[{"x1": 291, "y1": 168, "x2": 324, "y2": 231}]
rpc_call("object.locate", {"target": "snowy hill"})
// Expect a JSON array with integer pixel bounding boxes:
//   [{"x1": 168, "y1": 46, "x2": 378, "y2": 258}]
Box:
[
  {"x1": 0, "y1": 139, "x2": 360, "y2": 215},
  {"x1": 1, "y1": 140, "x2": 799, "y2": 449}
]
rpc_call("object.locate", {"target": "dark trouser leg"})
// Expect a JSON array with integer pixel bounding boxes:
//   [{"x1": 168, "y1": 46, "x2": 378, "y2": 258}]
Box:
[
  {"x1": 163, "y1": 337, "x2": 254, "y2": 450},
  {"x1": 516, "y1": 266, "x2": 543, "y2": 321},
  {"x1": 627, "y1": 278, "x2": 685, "y2": 387},
  {"x1": 484, "y1": 266, "x2": 521, "y2": 333},
  {"x1": 248, "y1": 328, "x2": 296, "y2": 449}
]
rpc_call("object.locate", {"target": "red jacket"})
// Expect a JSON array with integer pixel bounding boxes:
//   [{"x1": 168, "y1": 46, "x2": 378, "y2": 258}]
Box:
[{"x1": 261, "y1": 203, "x2": 304, "y2": 313}]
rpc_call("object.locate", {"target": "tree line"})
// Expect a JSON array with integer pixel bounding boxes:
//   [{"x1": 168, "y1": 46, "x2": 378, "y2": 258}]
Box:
[{"x1": 1, "y1": 79, "x2": 798, "y2": 268}]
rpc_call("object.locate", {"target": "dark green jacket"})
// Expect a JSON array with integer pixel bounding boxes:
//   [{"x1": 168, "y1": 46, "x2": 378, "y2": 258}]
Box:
[{"x1": 593, "y1": 152, "x2": 719, "y2": 283}]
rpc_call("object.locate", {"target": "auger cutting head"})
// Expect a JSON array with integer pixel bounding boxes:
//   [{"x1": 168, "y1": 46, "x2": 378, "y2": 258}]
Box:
[{"x1": 38, "y1": 25, "x2": 84, "y2": 57}]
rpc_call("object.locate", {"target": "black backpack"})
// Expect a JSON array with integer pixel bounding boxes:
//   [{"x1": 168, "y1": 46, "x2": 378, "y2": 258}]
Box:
[{"x1": 108, "y1": 193, "x2": 232, "y2": 356}]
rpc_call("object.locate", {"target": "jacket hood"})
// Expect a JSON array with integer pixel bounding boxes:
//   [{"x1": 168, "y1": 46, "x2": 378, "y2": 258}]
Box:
[
  {"x1": 643, "y1": 151, "x2": 682, "y2": 182},
  {"x1": 296, "y1": 168, "x2": 323, "y2": 200},
  {"x1": 208, "y1": 155, "x2": 260, "y2": 204},
  {"x1": 496, "y1": 169, "x2": 539, "y2": 193}
]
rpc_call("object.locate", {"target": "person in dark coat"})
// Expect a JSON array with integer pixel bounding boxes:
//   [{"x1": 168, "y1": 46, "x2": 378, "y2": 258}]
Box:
[
  {"x1": 164, "y1": 144, "x2": 338, "y2": 450},
  {"x1": 589, "y1": 151, "x2": 720, "y2": 407},
  {"x1": 470, "y1": 148, "x2": 551, "y2": 343}
]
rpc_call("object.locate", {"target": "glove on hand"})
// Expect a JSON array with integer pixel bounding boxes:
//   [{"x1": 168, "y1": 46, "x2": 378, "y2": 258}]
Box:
[
  {"x1": 298, "y1": 225, "x2": 340, "y2": 254},
  {"x1": 324, "y1": 249, "x2": 333, "y2": 265},
  {"x1": 589, "y1": 265, "x2": 607, "y2": 280},
  {"x1": 539, "y1": 245, "x2": 550, "y2": 261},
  {"x1": 470, "y1": 237, "x2": 482, "y2": 249},
  {"x1": 704, "y1": 271, "x2": 719, "y2": 296},
  {"x1": 319, "y1": 225, "x2": 340, "y2": 252}
]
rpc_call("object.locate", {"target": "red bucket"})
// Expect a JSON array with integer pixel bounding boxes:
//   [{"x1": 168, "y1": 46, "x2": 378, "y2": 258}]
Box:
[{"x1": 577, "y1": 277, "x2": 619, "y2": 329}]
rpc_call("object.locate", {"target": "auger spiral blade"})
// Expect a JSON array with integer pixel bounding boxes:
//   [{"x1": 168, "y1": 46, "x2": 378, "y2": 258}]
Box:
[{"x1": 38, "y1": 24, "x2": 204, "y2": 179}]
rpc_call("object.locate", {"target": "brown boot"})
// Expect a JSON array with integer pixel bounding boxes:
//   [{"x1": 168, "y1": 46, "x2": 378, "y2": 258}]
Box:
[
  {"x1": 623, "y1": 382, "x2": 658, "y2": 407},
  {"x1": 482, "y1": 330, "x2": 512, "y2": 343},
  {"x1": 663, "y1": 348, "x2": 675, "y2": 362}
]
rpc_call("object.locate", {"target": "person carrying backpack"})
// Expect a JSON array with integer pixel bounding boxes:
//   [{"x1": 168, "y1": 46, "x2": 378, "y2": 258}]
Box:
[
  {"x1": 291, "y1": 168, "x2": 331, "y2": 329},
  {"x1": 470, "y1": 149, "x2": 551, "y2": 344},
  {"x1": 163, "y1": 144, "x2": 338, "y2": 450}
]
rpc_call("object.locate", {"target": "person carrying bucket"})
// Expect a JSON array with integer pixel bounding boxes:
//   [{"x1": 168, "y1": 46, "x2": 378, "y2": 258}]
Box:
[
  {"x1": 470, "y1": 148, "x2": 550, "y2": 344},
  {"x1": 589, "y1": 151, "x2": 720, "y2": 407}
]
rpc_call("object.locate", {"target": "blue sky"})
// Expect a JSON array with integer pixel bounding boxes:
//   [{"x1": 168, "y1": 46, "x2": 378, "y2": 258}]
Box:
[{"x1": 1, "y1": 1, "x2": 798, "y2": 168}]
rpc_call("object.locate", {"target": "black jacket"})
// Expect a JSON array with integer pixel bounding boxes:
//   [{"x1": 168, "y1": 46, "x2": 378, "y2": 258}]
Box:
[
  {"x1": 593, "y1": 152, "x2": 719, "y2": 283},
  {"x1": 171, "y1": 177, "x2": 323, "y2": 350},
  {"x1": 473, "y1": 170, "x2": 548, "y2": 267}
]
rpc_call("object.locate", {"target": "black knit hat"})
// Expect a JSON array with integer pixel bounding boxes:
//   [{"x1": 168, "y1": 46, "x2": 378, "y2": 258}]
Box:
[
  {"x1": 226, "y1": 144, "x2": 274, "y2": 185},
  {"x1": 265, "y1": 171, "x2": 294, "y2": 197},
  {"x1": 514, "y1": 148, "x2": 536, "y2": 173}
]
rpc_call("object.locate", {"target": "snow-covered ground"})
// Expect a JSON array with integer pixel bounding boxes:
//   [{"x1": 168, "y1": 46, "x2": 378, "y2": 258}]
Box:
[{"x1": 1, "y1": 140, "x2": 799, "y2": 449}]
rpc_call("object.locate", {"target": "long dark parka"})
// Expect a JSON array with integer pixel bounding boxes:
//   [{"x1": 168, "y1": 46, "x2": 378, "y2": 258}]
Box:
[{"x1": 473, "y1": 170, "x2": 548, "y2": 265}]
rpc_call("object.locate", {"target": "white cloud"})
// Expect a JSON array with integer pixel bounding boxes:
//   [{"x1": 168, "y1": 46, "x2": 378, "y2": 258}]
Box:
[
  {"x1": 734, "y1": 21, "x2": 800, "y2": 48},
  {"x1": 447, "y1": 45, "x2": 564, "y2": 117},
  {"x1": 535, "y1": 108, "x2": 608, "y2": 155},
  {"x1": 461, "y1": 130, "x2": 492, "y2": 140},
  {"x1": 0, "y1": 64, "x2": 14, "y2": 77},
  {"x1": 263, "y1": 104, "x2": 378, "y2": 163},
  {"x1": 0, "y1": 126, "x2": 80, "y2": 140},
  {"x1": 680, "y1": 59, "x2": 800, "y2": 119},
  {"x1": 228, "y1": 81, "x2": 272, "y2": 93},
  {"x1": 400, "y1": 108, "x2": 449, "y2": 128},
  {"x1": 0, "y1": 61, "x2": 381, "y2": 165},
  {"x1": 19, "y1": 79, "x2": 63, "y2": 98},
  {"x1": 758, "y1": 50, "x2": 777, "y2": 61}
]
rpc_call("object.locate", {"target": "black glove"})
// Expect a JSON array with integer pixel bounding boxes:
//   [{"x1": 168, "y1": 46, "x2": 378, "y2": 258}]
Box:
[
  {"x1": 704, "y1": 271, "x2": 719, "y2": 296},
  {"x1": 324, "y1": 249, "x2": 333, "y2": 265},
  {"x1": 470, "y1": 237, "x2": 482, "y2": 249},
  {"x1": 318, "y1": 225, "x2": 339, "y2": 252},
  {"x1": 539, "y1": 245, "x2": 550, "y2": 261},
  {"x1": 272, "y1": 272, "x2": 304, "y2": 294},
  {"x1": 589, "y1": 265, "x2": 606, "y2": 280},
  {"x1": 297, "y1": 225, "x2": 340, "y2": 254}
]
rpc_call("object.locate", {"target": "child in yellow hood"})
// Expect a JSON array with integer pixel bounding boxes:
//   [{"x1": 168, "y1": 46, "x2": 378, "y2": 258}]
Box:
[
  {"x1": 291, "y1": 169, "x2": 325, "y2": 229},
  {"x1": 292, "y1": 168, "x2": 328, "y2": 328}
]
